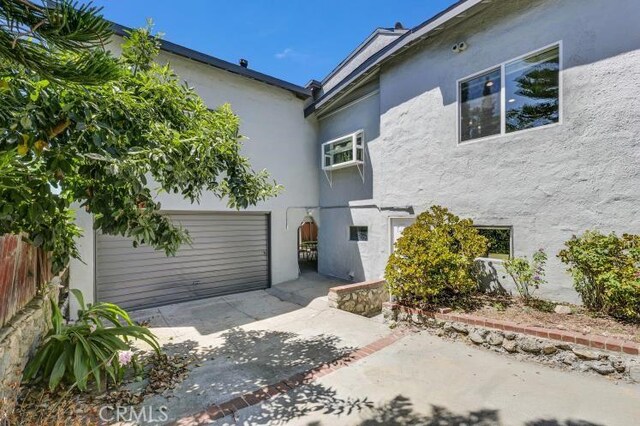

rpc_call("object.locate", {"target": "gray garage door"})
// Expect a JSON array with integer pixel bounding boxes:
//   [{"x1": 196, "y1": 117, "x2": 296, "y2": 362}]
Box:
[{"x1": 96, "y1": 212, "x2": 270, "y2": 310}]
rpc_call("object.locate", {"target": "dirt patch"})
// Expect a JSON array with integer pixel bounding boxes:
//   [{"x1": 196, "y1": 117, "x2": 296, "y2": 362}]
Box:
[
  {"x1": 468, "y1": 297, "x2": 640, "y2": 343},
  {"x1": 6, "y1": 352, "x2": 193, "y2": 425}
]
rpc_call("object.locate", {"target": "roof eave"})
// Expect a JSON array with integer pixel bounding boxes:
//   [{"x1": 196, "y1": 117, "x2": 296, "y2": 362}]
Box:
[
  {"x1": 111, "y1": 22, "x2": 312, "y2": 100},
  {"x1": 320, "y1": 27, "x2": 404, "y2": 86},
  {"x1": 305, "y1": 0, "x2": 490, "y2": 116}
]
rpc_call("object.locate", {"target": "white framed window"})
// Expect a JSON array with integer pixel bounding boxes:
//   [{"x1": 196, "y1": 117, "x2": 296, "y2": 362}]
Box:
[
  {"x1": 322, "y1": 130, "x2": 364, "y2": 171},
  {"x1": 459, "y1": 42, "x2": 561, "y2": 143},
  {"x1": 475, "y1": 226, "x2": 513, "y2": 260},
  {"x1": 349, "y1": 226, "x2": 368, "y2": 242}
]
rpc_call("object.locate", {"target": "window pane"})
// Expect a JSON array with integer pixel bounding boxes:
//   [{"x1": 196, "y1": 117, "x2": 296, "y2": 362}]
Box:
[
  {"x1": 349, "y1": 226, "x2": 368, "y2": 241},
  {"x1": 356, "y1": 146, "x2": 363, "y2": 161},
  {"x1": 330, "y1": 138, "x2": 353, "y2": 165},
  {"x1": 477, "y1": 228, "x2": 511, "y2": 260},
  {"x1": 505, "y1": 46, "x2": 559, "y2": 132},
  {"x1": 460, "y1": 68, "x2": 501, "y2": 142}
]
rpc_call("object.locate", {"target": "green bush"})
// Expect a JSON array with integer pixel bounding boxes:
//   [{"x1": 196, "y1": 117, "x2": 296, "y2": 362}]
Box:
[
  {"x1": 558, "y1": 231, "x2": 640, "y2": 322},
  {"x1": 503, "y1": 249, "x2": 548, "y2": 300},
  {"x1": 23, "y1": 290, "x2": 160, "y2": 391},
  {"x1": 385, "y1": 206, "x2": 488, "y2": 304}
]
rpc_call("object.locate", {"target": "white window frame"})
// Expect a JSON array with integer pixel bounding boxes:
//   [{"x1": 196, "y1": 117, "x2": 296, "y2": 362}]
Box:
[
  {"x1": 321, "y1": 130, "x2": 365, "y2": 171},
  {"x1": 457, "y1": 41, "x2": 563, "y2": 145},
  {"x1": 474, "y1": 225, "x2": 513, "y2": 261}
]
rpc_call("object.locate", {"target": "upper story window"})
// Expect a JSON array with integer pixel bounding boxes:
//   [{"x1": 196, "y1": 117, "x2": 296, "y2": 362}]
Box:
[
  {"x1": 459, "y1": 43, "x2": 561, "y2": 143},
  {"x1": 322, "y1": 130, "x2": 364, "y2": 171}
]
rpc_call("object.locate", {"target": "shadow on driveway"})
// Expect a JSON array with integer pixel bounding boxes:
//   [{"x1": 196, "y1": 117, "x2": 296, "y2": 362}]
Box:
[
  {"x1": 229, "y1": 391, "x2": 602, "y2": 426},
  {"x1": 143, "y1": 327, "x2": 364, "y2": 423}
]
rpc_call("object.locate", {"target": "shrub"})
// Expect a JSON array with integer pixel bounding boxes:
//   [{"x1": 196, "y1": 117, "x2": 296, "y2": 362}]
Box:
[
  {"x1": 503, "y1": 249, "x2": 548, "y2": 300},
  {"x1": 558, "y1": 231, "x2": 640, "y2": 322},
  {"x1": 385, "y1": 206, "x2": 488, "y2": 304},
  {"x1": 23, "y1": 290, "x2": 160, "y2": 391}
]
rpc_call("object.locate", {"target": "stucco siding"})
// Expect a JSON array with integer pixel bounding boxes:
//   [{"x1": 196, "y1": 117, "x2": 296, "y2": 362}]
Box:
[
  {"x1": 318, "y1": 85, "x2": 380, "y2": 206},
  {"x1": 318, "y1": 0, "x2": 640, "y2": 302},
  {"x1": 318, "y1": 206, "x2": 390, "y2": 282}
]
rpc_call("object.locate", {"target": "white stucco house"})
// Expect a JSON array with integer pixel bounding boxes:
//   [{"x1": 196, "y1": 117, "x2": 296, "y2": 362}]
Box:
[{"x1": 71, "y1": 0, "x2": 640, "y2": 313}]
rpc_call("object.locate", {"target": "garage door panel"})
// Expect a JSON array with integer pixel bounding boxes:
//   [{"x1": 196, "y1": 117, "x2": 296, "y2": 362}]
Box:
[
  {"x1": 97, "y1": 240, "x2": 268, "y2": 256},
  {"x1": 97, "y1": 248, "x2": 268, "y2": 270},
  {"x1": 172, "y1": 214, "x2": 266, "y2": 222},
  {"x1": 97, "y1": 234, "x2": 267, "y2": 249},
  {"x1": 96, "y1": 212, "x2": 270, "y2": 310},
  {"x1": 100, "y1": 271, "x2": 269, "y2": 301},
  {"x1": 107, "y1": 279, "x2": 269, "y2": 310},
  {"x1": 97, "y1": 257, "x2": 268, "y2": 280}
]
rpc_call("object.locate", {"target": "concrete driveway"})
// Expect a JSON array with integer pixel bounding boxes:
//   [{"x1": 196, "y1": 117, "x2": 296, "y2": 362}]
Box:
[{"x1": 129, "y1": 272, "x2": 640, "y2": 426}]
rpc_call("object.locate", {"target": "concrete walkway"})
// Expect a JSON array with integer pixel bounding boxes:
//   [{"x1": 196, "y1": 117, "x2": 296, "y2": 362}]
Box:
[
  {"x1": 129, "y1": 273, "x2": 640, "y2": 426},
  {"x1": 129, "y1": 272, "x2": 390, "y2": 424},
  {"x1": 226, "y1": 331, "x2": 640, "y2": 425}
]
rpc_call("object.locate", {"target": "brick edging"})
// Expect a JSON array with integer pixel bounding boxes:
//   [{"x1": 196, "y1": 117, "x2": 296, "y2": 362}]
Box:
[
  {"x1": 171, "y1": 330, "x2": 408, "y2": 426},
  {"x1": 385, "y1": 302, "x2": 640, "y2": 356}
]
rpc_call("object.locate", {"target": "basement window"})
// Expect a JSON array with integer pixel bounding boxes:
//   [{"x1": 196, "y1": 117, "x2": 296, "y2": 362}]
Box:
[
  {"x1": 459, "y1": 43, "x2": 561, "y2": 143},
  {"x1": 476, "y1": 227, "x2": 512, "y2": 260},
  {"x1": 322, "y1": 130, "x2": 364, "y2": 171},
  {"x1": 349, "y1": 226, "x2": 368, "y2": 242}
]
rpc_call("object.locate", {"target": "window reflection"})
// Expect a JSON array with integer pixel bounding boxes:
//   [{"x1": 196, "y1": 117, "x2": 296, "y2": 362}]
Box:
[
  {"x1": 460, "y1": 68, "x2": 502, "y2": 142},
  {"x1": 505, "y1": 46, "x2": 560, "y2": 132}
]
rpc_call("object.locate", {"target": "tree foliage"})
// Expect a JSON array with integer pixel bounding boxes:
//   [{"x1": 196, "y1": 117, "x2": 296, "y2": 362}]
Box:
[
  {"x1": 0, "y1": 19, "x2": 281, "y2": 272},
  {"x1": 0, "y1": 0, "x2": 119, "y2": 84},
  {"x1": 385, "y1": 206, "x2": 488, "y2": 304}
]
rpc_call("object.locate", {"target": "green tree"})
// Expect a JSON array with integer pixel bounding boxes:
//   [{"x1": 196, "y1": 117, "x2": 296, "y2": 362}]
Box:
[
  {"x1": 0, "y1": 0, "x2": 118, "y2": 84},
  {"x1": 1, "y1": 18, "x2": 281, "y2": 272}
]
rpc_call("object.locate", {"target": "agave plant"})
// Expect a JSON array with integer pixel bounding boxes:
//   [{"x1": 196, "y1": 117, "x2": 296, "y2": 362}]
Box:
[{"x1": 23, "y1": 290, "x2": 160, "y2": 391}]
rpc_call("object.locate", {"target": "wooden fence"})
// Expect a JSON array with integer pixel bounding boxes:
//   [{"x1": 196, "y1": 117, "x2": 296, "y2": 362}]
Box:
[{"x1": 0, "y1": 235, "x2": 53, "y2": 328}]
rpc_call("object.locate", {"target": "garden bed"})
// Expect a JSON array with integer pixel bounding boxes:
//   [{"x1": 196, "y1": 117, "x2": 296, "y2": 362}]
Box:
[
  {"x1": 384, "y1": 303, "x2": 640, "y2": 383},
  {"x1": 396, "y1": 295, "x2": 640, "y2": 347},
  {"x1": 6, "y1": 351, "x2": 193, "y2": 425},
  {"x1": 470, "y1": 297, "x2": 640, "y2": 344}
]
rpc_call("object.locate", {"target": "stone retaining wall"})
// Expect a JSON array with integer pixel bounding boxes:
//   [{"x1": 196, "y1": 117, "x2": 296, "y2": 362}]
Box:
[
  {"x1": 0, "y1": 278, "x2": 60, "y2": 417},
  {"x1": 384, "y1": 303, "x2": 640, "y2": 383},
  {"x1": 328, "y1": 280, "x2": 388, "y2": 317}
]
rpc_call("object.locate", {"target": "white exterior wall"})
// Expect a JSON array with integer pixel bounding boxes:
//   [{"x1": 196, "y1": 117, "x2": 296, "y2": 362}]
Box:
[
  {"x1": 317, "y1": 0, "x2": 640, "y2": 302},
  {"x1": 70, "y1": 41, "x2": 318, "y2": 313}
]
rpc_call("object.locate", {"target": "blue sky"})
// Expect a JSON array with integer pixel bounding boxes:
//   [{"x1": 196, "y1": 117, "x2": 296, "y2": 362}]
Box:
[{"x1": 92, "y1": 0, "x2": 458, "y2": 86}]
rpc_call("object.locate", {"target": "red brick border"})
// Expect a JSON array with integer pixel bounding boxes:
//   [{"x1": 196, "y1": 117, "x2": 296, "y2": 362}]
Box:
[
  {"x1": 170, "y1": 330, "x2": 408, "y2": 426},
  {"x1": 386, "y1": 302, "x2": 640, "y2": 356}
]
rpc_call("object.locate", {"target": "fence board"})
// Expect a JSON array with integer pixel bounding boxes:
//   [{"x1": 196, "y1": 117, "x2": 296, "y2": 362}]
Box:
[{"x1": 0, "y1": 235, "x2": 52, "y2": 327}]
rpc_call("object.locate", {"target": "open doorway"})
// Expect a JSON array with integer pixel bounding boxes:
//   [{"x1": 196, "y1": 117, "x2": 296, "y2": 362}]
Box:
[{"x1": 298, "y1": 215, "x2": 318, "y2": 273}]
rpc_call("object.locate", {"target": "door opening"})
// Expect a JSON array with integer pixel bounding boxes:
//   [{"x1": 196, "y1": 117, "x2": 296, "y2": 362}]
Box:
[{"x1": 298, "y1": 215, "x2": 318, "y2": 274}]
